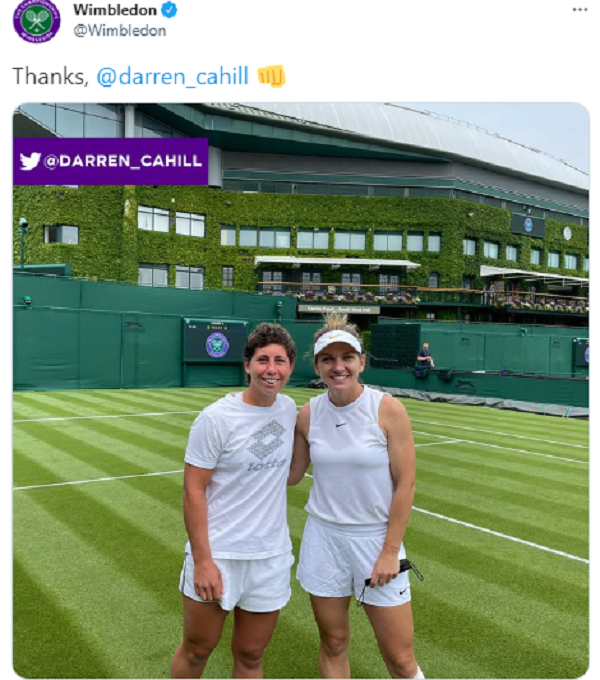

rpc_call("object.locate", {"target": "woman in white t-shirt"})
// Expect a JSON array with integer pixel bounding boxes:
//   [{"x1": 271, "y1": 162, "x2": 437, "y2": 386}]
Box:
[
  {"x1": 289, "y1": 314, "x2": 425, "y2": 680},
  {"x1": 171, "y1": 323, "x2": 297, "y2": 679}
]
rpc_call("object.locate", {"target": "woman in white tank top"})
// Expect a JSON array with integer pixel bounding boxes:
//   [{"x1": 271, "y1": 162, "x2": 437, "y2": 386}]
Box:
[{"x1": 289, "y1": 314, "x2": 425, "y2": 680}]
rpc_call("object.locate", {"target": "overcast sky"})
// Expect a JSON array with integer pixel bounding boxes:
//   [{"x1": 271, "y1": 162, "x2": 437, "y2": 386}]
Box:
[{"x1": 399, "y1": 103, "x2": 589, "y2": 174}]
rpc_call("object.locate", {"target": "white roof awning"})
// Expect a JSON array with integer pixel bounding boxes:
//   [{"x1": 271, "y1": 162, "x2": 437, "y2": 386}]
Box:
[
  {"x1": 480, "y1": 265, "x2": 589, "y2": 287},
  {"x1": 255, "y1": 256, "x2": 421, "y2": 270}
]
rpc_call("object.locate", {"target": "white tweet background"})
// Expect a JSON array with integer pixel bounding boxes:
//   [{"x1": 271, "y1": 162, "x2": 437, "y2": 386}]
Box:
[{"x1": 3, "y1": 1, "x2": 597, "y2": 678}]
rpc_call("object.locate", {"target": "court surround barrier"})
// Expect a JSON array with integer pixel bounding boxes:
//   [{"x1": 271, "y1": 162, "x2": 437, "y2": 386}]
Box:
[
  {"x1": 13, "y1": 275, "x2": 588, "y2": 406},
  {"x1": 372, "y1": 320, "x2": 589, "y2": 379}
]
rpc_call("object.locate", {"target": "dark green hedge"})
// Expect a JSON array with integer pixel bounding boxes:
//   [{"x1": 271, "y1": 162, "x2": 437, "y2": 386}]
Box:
[{"x1": 13, "y1": 185, "x2": 588, "y2": 290}]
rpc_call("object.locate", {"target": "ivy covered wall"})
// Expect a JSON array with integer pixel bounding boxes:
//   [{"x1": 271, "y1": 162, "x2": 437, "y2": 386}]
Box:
[{"x1": 13, "y1": 185, "x2": 589, "y2": 290}]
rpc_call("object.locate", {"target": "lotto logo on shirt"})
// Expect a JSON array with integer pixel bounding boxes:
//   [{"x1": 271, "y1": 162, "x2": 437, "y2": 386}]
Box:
[
  {"x1": 247, "y1": 459, "x2": 287, "y2": 472},
  {"x1": 248, "y1": 420, "x2": 286, "y2": 460}
]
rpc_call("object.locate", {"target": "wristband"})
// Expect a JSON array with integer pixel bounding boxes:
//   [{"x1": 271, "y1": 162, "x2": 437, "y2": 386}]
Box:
[{"x1": 383, "y1": 541, "x2": 399, "y2": 551}]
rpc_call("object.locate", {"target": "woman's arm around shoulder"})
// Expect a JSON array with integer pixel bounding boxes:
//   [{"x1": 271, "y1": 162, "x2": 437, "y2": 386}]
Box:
[{"x1": 288, "y1": 402, "x2": 311, "y2": 486}]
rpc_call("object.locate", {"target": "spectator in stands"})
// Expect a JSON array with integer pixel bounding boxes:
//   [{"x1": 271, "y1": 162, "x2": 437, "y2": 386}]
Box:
[
  {"x1": 289, "y1": 313, "x2": 425, "y2": 679},
  {"x1": 416, "y1": 341, "x2": 434, "y2": 369},
  {"x1": 171, "y1": 324, "x2": 297, "y2": 679}
]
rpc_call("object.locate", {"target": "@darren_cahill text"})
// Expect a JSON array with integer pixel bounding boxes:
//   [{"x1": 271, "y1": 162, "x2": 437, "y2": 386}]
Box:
[{"x1": 97, "y1": 66, "x2": 249, "y2": 87}]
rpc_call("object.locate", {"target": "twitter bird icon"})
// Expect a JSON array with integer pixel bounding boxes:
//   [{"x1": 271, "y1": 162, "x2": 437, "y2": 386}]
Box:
[{"x1": 20, "y1": 153, "x2": 41, "y2": 171}]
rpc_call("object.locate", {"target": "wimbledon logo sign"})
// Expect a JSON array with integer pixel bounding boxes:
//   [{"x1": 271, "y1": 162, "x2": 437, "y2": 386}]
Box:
[
  {"x1": 14, "y1": 0, "x2": 61, "y2": 43},
  {"x1": 206, "y1": 333, "x2": 229, "y2": 359}
]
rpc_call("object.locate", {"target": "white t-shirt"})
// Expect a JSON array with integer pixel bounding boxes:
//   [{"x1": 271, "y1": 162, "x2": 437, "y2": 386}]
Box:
[
  {"x1": 305, "y1": 386, "x2": 394, "y2": 526},
  {"x1": 185, "y1": 392, "x2": 297, "y2": 559}
]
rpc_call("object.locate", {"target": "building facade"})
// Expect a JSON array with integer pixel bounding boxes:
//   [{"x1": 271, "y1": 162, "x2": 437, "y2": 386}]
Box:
[{"x1": 14, "y1": 102, "x2": 589, "y2": 323}]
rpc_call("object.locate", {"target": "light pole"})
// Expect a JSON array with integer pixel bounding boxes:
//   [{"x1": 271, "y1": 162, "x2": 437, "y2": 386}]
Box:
[{"x1": 18, "y1": 218, "x2": 28, "y2": 271}]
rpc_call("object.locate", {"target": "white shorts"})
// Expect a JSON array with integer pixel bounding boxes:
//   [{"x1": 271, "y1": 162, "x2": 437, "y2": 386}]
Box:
[
  {"x1": 179, "y1": 550, "x2": 294, "y2": 613},
  {"x1": 297, "y1": 516, "x2": 411, "y2": 607}
]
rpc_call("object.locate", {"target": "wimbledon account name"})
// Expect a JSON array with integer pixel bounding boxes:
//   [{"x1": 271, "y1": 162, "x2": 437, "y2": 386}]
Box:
[{"x1": 48, "y1": 154, "x2": 203, "y2": 168}]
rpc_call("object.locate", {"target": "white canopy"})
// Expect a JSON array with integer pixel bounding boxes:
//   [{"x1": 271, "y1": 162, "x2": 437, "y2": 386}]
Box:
[
  {"x1": 480, "y1": 265, "x2": 588, "y2": 287},
  {"x1": 254, "y1": 256, "x2": 421, "y2": 270}
]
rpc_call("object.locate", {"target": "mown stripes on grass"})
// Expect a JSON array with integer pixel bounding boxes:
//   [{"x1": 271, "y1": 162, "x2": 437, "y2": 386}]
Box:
[{"x1": 13, "y1": 387, "x2": 588, "y2": 679}]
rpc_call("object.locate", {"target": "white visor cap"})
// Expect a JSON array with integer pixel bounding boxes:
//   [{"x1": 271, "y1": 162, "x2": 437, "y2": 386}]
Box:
[{"x1": 314, "y1": 330, "x2": 362, "y2": 356}]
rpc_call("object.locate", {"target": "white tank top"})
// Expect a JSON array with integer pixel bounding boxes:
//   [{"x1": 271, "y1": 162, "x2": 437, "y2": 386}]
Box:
[{"x1": 305, "y1": 386, "x2": 394, "y2": 526}]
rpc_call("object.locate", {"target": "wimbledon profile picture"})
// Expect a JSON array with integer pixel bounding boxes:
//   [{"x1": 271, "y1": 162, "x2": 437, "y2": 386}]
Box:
[{"x1": 14, "y1": 0, "x2": 61, "y2": 43}]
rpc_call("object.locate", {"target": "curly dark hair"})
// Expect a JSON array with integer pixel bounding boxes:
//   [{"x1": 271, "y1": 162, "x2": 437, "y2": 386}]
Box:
[{"x1": 244, "y1": 323, "x2": 297, "y2": 364}]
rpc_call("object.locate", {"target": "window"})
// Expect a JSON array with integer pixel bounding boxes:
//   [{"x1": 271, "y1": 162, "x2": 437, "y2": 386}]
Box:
[
  {"x1": 463, "y1": 238, "x2": 476, "y2": 256},
  {"x1": 341, "y1": 272, "x2": 362, "y2": 292},
  {"x1": 301, "y1": 271, "x2": 323, "y2": 292},
  {"x1": 506, "y1": 245, "x2": 518, "y2": 262},
  {"x1": 222, "y1": 266, "x2": 234, "y2": 288},
  {"x1": 239, "y1": 226, "x2": 258, "y2": 247},
  {"x1": 463, "y1": 276, "x2": 475, "y2": 290},
  {"x1": 262, "y1": 270, "x2": 283, "y2": 292},
  {"x1": 176, "y1": 266, "x2": 204, "y2": 290},
  {"x1": 407, "y1": 232, "x2": 424, "y2": 252},
  {"x1": 531, "y1": 248, "x2": 541, "y2": 265},
  {"x1": 484, "y1": 241, "x2": 499, "y2": 258},
  {"x1": 374, "y1": 232, "x2": 402, "y2": 252},
  {"x1": 564, "y1": 254, "x2": 577, "y2": 270},
  {"x1": 378, "y1": 273, "x2": 400, "y2": 294},
  {"x1": 428, "y1": 273, "x2": 440, "y2": 288},
  {"x1": 138, "y1": 206, "x2": 169, "y2": 233},
  {"x1": 44, "y1": 225, "x2": 79, "y2": 244},
  {"x1": 259, "y1": 228, "x2": 291, "y2": 249},
  {"x1": 428, "y1": 233, "x2": 441, "y2": 252},
  {"x1": 426, "y1": 312, "x2": 436, "y2": 320},
  {"x1": 176, "y1": 212, "x2": 205, "y2": 238},
  {"x1": 297, "y1": 228, "x2": 329, "y2": 249},
  {"x1": 221, "y1": 226, "x2": 236, "y2": 246},
  {"x1": 548, "y1": 251, "x2": 560, "y2": 268},
  {"x1": 138, "y1": 263, "x2": 168, "y2": 287},
  {"x1": 334, "y1": 230, "x2": 366, "y2": 250},
  {"x1": 584, "y1": 257, "x2": 589, "y2": 272}
]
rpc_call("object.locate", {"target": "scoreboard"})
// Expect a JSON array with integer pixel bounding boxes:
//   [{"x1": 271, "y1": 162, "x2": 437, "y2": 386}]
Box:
[{"x1": 183, "y1": 319, "x2": 248, "y2": 363}]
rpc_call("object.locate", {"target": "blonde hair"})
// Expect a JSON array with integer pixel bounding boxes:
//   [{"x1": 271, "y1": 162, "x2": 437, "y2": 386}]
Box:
[{"x1": 313, "y1": 313, "x2": 361, "y2": 346}]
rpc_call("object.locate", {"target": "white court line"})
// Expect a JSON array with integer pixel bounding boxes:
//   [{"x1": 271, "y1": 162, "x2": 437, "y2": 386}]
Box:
[
  {"x1": 415, "y1": 439, "x2": 462, "y2": 448},
  {"x1": 14, "y1": 469, "x2": 588, "y2": 564},
  {"x1": 303, "y1": 474, "x2": 588, "y2": 564},
  {"x1": 412, "y1": 507, "x2": 589, "y2": 564},
  {"x1": 13, "y1": 409, "x2": 589, "y2": 455},
  {"x1": 13, "y1": 411, "x2": 586, "y2": 464},
  {"x1": 411, "y1": 418, "x2": 588, "y2": 450},
  {"x1": 13, "y1": 410, "x2": 198, "y2": 423},
  {"x1": 13, "y1": 469, "x2": 184, "y2": 491},
  {"x1": 412, "y1": 430, "x2": 588, "y2": 465}
]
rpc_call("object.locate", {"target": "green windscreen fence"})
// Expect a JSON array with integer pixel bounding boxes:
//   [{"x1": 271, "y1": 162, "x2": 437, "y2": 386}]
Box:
[
  {"x1": 370, "y1": 324, "x2": 421, "y2": 369},
  {"x1": 13, "y1": 274, "x2": 297, "y2": 321},
  {"x1": 13, "y1": 305, "x2": 320, "y2": 391},
  {"x1": 14, "y1": 274, "x2": 300, "y2": 391},
  {"x1": 13, "y1": 276, "x2": 588, "y2": 393},
  {"x1": 374, "y1": 321, "x2": 588, "y2": 379}
]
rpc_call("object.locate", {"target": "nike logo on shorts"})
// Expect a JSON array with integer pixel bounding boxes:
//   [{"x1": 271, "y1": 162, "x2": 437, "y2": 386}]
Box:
[{"x1": 335, "y1": 423, "x2": 347, "y2": 428}]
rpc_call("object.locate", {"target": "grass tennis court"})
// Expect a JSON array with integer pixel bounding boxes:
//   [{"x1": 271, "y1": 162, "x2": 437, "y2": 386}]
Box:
[{"x1": 13, "y1": 387, "x2": 588, "y2": 679}]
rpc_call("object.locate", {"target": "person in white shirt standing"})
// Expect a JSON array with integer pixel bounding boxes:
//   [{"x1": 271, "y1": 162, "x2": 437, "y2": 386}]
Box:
[
  {"x1": 171, "y1": 324, "x2": 297, "y2": 679},
  {"x1": 289, "y1": 314, "x2": 425, "y2": 680}
]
